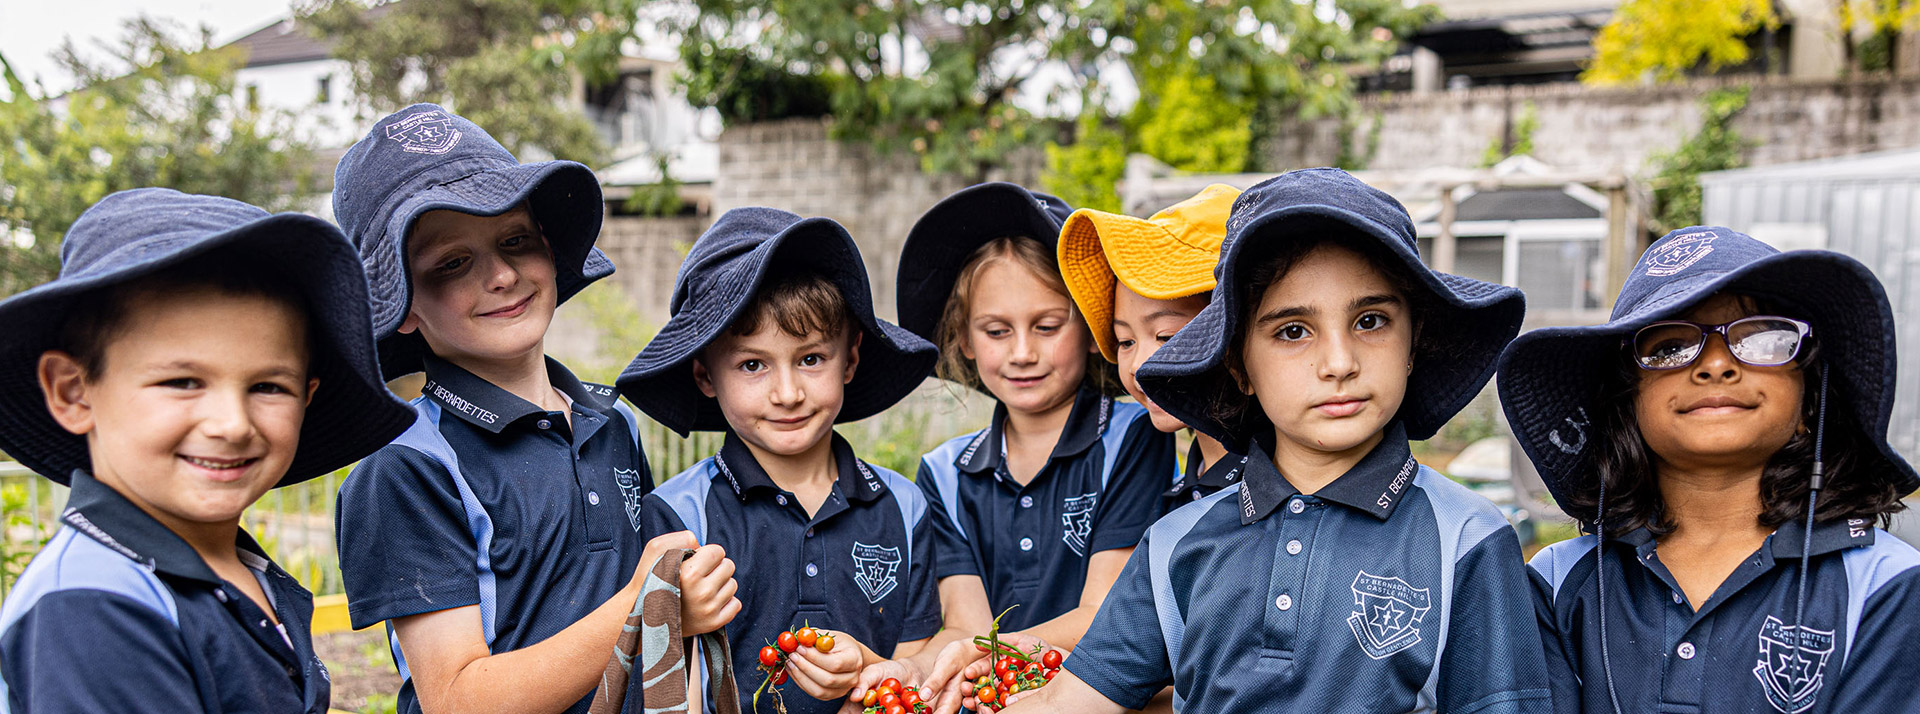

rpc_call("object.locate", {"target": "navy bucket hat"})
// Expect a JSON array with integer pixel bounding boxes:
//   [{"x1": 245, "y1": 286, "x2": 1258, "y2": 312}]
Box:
[
  {"x1": 1136, "y1": 168, "x2": 1526, "y2": 448},
  {"x1": 0, "y1": 188, "x2": 414, "y2": 486},
  {"x1": 1499, "y1": 226, "x2": 1920, "y2": 511},
  {"x1": 894, "y1": 182, "x2": 1074, "y2": 342},
  {"x1": 617, "y1": 208, "x2": 937, "y2": 435},
  {"x1": 333, "y1": 103, "x2": 613, "y2": 378}
]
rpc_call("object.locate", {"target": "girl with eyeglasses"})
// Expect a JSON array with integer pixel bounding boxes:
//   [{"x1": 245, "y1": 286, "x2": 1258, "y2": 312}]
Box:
[{"x1": 1498, "y1": 226, "x2": 1920, "y2": 714}]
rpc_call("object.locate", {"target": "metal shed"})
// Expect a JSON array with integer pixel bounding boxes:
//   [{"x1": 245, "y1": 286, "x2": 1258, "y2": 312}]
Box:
[{"x1": 1701, "y1": 148, "x2": 1920, "y2": 462}]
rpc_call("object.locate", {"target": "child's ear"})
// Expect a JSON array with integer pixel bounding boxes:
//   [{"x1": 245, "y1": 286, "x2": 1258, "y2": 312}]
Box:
[
  {"x1": 38, "y1": 351, "x2": 95, "y2": 436},
  {"x1": 305, "y1": 377, "x2": 320, "y2": 408},
  {"x1": 397, "y1": 310, "x2": 422, "y2": 335},
  {"x1": 843, "y1": 331, "x2": 863, "y2": 385},
  {"x1": 691, "y1": 356, "x2": 718, "y2": 399}
]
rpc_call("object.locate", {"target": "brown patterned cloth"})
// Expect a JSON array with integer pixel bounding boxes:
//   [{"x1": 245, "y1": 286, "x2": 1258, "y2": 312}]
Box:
[{"x1": 591, "y1": 548, "x2": 741, "y2": 714}]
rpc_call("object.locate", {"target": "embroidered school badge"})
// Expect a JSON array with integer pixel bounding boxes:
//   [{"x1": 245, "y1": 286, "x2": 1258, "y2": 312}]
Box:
[
  {"x1": 1644, "y1": 230, "x2": 1717, "y2": 277},
  {"x1": 385, "y1": 110, "x2": 463, "y2": 155},
  {"x1": 851, "y1": 542, "x2": 902, "y2": 603},
  {"x1": 1061, "y1": 492, "x2": 1099, "y2": 556},
  {"x1": 613, "y1": 468, "x2": 646, "y2": 531},
  {"x1": 1753, "y1": 616, "x2": 1834, "y2": 713},
  {"x1": 1347, "y1": 571, "x2": 1433, "y2": 659}
]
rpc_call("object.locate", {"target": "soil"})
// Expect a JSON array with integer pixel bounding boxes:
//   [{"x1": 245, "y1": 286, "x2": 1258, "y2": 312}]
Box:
[{"x1": 317, "y1": 627, "x2": 403, "y2": 713}]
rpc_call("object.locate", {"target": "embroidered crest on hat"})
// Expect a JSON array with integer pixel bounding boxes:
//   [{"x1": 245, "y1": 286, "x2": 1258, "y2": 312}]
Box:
[
  {"x1": 851, "y1": 542, "x2": 902, "y2": 603},
  {"x1": 1752, "y1": 616, "x2": 1834, "y2": 713},
  {"x1": 1347, "y1": 571, "x2": 1432, "y2": 659},
  {"x1": 1644, "y1": 229, "x2": 1718, "y2": 277},
  {"x1": 1061, "y1": 492, "x2": 1099, "y2": 556},
  {"x1": 385, "y1": 110, "x2": 463, "y2": 155}
]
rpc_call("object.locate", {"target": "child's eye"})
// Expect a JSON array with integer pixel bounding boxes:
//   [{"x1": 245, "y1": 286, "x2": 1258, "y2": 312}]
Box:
[
  {"x1": 738, "y1": 359, "x2": 764, "y2": 373},
  {"x1": 1355, "y1": 312, "x2": 1390, "y2": 331},
  {"x1": 433, "y1": 256, "x2": 467, "y2": 274},
  {"x1": 1276, "y1": 324, "x2": 1311, "y2": 342},
  {"x1": 799, "y1": 354, "x2": 824, "y2": 367},
  {"x1": 1155, "y1": 333, "x2": 1176, "y2": 344},
  {"x1": 251, "y1": 382, "x2": 294, "y2": 395},
  {"x1": 1035, "y1": 323, "x2": 1060, "y2": 333},
  {"x1": 1115, "y1": 339, "x2": 1135, "y2": 351},
  {"x1": 159, "y1": 377, "x2": 202, "y2": 390},
  {"x1": 983, "y1": 327, "x2": 1010, "y2": 338}
]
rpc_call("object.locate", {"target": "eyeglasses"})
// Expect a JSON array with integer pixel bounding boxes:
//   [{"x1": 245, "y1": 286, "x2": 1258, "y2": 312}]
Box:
[{"x1": 1628, "y1": 316, "x2": 1812, "y2": 371}]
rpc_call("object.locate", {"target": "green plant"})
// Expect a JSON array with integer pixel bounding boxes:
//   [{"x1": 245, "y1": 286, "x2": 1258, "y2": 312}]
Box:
[
  {"x1": 1479, "y1": 102, "x2": 1538, "y2": 167},
  {"x1": 0, "y1": 483, "x2": 51, "y2": 598},
  {"x1": 1583, "y1": 0, "x2": 1776, "y2": 85},
  {"x1": 1335, "y1": 110, "x2": 1384, "y2": 172},
  {"x1": 1041, "y1": 112, "x2": 1127, "y2": 214},
  {"x1": 621, "y1": 156, "x2": 685, "y2": 218},
  {"x1": 679, "y1": 45, "x2": 834, "y2": 124},
  {"x1": 358, "y1": 693, "x2": 400, "y2": 714},
  {"x1": 1648, "y1": 87, "x2": 1753, "y2": 234}
]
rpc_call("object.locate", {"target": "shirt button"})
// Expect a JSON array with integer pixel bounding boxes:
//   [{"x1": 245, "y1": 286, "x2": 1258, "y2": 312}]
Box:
[
  {"x1": 1289, "y1": 499, "x2": 1306, "y2": 514},
  {"x1": 805, "y1": 563, "x2": 819, "y2": 577},
  {"x1": 1019, "y1": 537, "x2": 1034, "y2": 551},
  {"x1": 536, "y1": 419, "x2": 552, "y2": 430},
  {"x1": 214, "y1": 589, "x2": 229, "y2": 603},
  {"x1": 258, "y1": 619, "x2": 270, "y2": 628},
  {"x1": 777, "y1": 495, "x2": 788, "y2": 506},
  {"x1": 1672, "y1": 592, "x2": 1684, "y2": 604},
  {"x1": 1276, "y1": 594, "x2": 1293, "y2": 611},
  {"x1": 1677, "y1": 642, "x2": 1696, "y2": 659},
  {"x1": 587, "y1": 491, "x2": 600, "y2": 505},
  {"x1": 1192, "y1": 491, "x2": 1203, "y2": 501},
  {"x1": 1286, "y1": 540, "x2": 1302, "y2": 555},
  {"x1": 1020, "y1": 495, "x2": 1034, "y2": 508},
  {"x1": 806, "y1": 528, "x2": 815, "y2": 538}
]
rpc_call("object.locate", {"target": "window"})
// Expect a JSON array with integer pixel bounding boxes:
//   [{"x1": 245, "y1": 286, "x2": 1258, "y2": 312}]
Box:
[{"x1": 317, "y1": 75, "x2": 332, "y2": 104}]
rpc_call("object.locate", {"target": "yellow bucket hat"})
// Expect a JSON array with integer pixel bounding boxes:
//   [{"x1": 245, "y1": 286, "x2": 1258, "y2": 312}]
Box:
[{"x1": 1058, "y1": 184, "x2": 1241, "y2": 361}]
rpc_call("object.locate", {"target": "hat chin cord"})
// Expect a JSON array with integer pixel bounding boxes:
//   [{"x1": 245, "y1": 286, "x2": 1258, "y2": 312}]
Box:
[{"x1": 1595, "y1": 366, "x2": 1829, "y2": 714}]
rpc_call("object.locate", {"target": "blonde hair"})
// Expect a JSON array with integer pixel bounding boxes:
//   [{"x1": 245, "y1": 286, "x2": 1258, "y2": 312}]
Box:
[{"x1": 933, "y1": 236, "x2": 1120, "y2": 395}]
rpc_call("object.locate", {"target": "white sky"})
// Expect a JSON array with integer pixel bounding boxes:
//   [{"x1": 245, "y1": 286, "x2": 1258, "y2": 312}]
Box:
[{"x1": 1, "y1": 0, "x2": 292, "y2": 94}]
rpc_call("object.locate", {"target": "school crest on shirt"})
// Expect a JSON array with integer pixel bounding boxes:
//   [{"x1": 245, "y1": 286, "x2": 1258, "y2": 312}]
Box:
[
  {"x1": 851, "y1": 542, "x2": 902, "y2": 603},
  {"x1": 385, "y1": 110, "x2": 463, "y2": 155},
  {"x1": 1061, "y1": 492, "x2": 1099, "y2": 556},
  {"x1": 613, "y1": 468, "x2": 646, "y2": 531},
  {"x1": 1347, "y1": 571, "x2": 1432, "y2": 659},
  {"x1": 1753, "y1": 616, "x2": 1835, "y2": 713}
]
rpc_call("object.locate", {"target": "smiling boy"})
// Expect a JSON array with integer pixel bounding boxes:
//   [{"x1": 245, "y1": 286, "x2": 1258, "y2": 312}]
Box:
[
  {"x1": 619, "y1": 208, "x2": 942, "y2": 714},
  {"x1": 330, "y1": 105, "x2": 734, "y2": 714},
  {"x1": 0, "y1": 189, "x2": 415, "y2": 712}
]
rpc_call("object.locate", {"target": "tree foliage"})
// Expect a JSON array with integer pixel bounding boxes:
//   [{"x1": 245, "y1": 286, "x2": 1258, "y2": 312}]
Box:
[
  {"x1": 298, "y1": 0, "x2": 650, "y2": 164},
  {"x1": 0, "y1": 19, "x2": 315, "y2": 295},
  {"x1": 676, "y1": 0, "x2": 1434, "y2": 182},
  {"x1": 1584, "y1": 0, "x2": 1776, "y2": 85},
  {"x1": 1649, "y1": 87, "x2": 1752, "y2": 233}
]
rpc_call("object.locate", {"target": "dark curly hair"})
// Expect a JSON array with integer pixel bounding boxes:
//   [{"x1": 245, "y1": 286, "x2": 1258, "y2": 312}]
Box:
[{"x1": 1562, "y1": 295, "x2": 1908, "y2": 535}]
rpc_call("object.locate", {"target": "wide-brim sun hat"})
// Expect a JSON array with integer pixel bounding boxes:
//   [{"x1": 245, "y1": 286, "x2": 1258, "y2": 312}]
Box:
[
  {"x1": 1498, "y1": 226, "x2": 1920, "y2": 511},
  {"x1": 1058, "y1": 184, "x2": 1240, "y2": 361},
  {"x1": 0, "y1": 188, "x2": 415, "y2": 486},
  {"x1": 332, "y1": 103, "x2": 613, "y2": 378},
  {"x1": 1136, "y1": 168, "x2": 1526, "y2": 449},
  {"x1": 895, "y1": 182, "x2": 1074, "y2": 343},
  {"x1": 617, "y1": 208, "x2": 938, "y2": 435}
]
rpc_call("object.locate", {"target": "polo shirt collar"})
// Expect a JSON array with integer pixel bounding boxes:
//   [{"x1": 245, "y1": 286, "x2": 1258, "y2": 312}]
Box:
[
  {"x1": 60, "y1": 469, "x2": 270, "y2": 585},
  {"x1": 712, "y1": 431, "x2": 888, "y2": 503},
  {"x1": 956, "y1": 387, "x2": 1112, "y2": 475},
  {"x1": 420, "y1": 354, "x2": 617, "y2": 433},
  {"x1": 1168, "y1": 440, "x2": 1248, "y2": 497},
  {"x1": 1237, "y1": 421, "x2": 1417, "y2": 525},
  {"x1": 1607, "y1": 517, "x2": 1876, "y2": 559}
]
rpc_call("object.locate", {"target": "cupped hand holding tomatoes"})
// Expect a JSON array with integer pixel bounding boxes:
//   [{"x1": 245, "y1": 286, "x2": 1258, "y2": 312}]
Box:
[{"x1": 784, "y1": 628, "x2": 865, "y2": 700}]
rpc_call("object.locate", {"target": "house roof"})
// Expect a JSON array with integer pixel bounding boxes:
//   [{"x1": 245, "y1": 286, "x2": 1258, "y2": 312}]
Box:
[
  {"x1": 225, "y1": 18, "x2": 335, "y2": 68},
  {"x1": 1456, "y1": 187, "x2": 1603, "y2": 220}
]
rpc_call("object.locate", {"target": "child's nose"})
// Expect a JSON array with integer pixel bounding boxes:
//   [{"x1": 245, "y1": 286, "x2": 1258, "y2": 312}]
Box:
[{"x1": 1692, "y1": 335, "x2": 1742, "y2": 382}]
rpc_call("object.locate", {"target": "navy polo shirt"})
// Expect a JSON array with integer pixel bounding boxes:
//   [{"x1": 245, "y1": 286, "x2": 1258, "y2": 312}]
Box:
[
  {"x1": 0, "y1": 470, "x2": 330, "y2": 713},
  {"x1": 915, "y1": 389, "x2": 1174, "y2": 631},
  {"x1": 641, "y1": 432, "x2": 941, "y2": 714},
  {"x1": 1064, "y1": 424, "x2": 1552, "y2": 713},
  {"x1": 1162, "y1": 441, "x2": 1247, "y2": 514},
  {"x1": 336, "y1": 355, "x2": 652, "y2": 714},
  {"x1": 1530, "y1": 519, "x2": 1920, "y2": 714}
]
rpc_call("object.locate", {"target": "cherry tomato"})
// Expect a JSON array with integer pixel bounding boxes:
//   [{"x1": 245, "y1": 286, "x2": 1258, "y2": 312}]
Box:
[
  {"x1": 816, "y1": 633, "x2": 836, "y2": 652},
  {"x1": 886, "y1": 707, "x2": 905, "y2": 714},
  {"x1": 770, "y1": 669, "x2": 788, "y2": 685},
  {"x1": 863, "y1": 689, "x2": 879, "y2": 707},
  {"x1": 1044, "y1": 668, "x2": 1057, "y2": 681},
  {"x1": 977, "y1": 685, "x2": 998, "y2": 704},
  {"x1": 758, "y1": 646, "x2": 781, "y2": 667},
  {"x1": 1000, "y1": 670, "x2": 1016, "y2": 686},
  {"x1": 778, "y1": 631, "x2": 799, "y2": 653},
  {"x1": 1008, "y1": 684, "x2": 1021, "y2": 695},
  {"x1": 795, "y1": 627, "x2": 817, "y2": 647},
  {"x1": 901, "y1": 689, "x2": 921, "y2": 708},
  {"x1": 880, "y1": 677, "x2": 902, "y2": 693},
  {"x1": 993, "y1": 659, "x2": 1011, "y2": 678},
  {"x1": 880, "y1": 693, "x2": 900, "y2": 708},
  {"x1": 1042, "y1": 649, "x2": 1064, "y2": 669},
  {"x1": 976, "y1": 675, "x2": 991, "y2": 688}
]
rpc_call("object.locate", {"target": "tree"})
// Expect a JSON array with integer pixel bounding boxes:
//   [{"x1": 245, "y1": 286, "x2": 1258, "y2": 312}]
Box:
[
  {"x1": 1583, "y1": 0, "x2": 1777, "y2": 85},
  {"x1": 1841, "y1": 0, "x2": 1920, "y2": 73},
  {"x1": 1648, "y1": 87, "x2": 1753, "y2": 233},
  {"x1": 0, "y1": 18, "x2": 315, "y2": 295},
  {"x1": 297, "y1": 0, "x2": 650, "y2": 164},
  {"x1": 675, "y1": 0, "x2": 1435, "y2": 183}
]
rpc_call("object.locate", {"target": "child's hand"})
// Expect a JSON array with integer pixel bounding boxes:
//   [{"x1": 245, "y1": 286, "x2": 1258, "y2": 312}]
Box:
[
  {"x1": 633, "y1": 531, "x2": 700, "y2": 588},
  {"x1": 785, "y1": 629, "x2": 865, "y2": 701},
  {"x1": 845, "y1": 658, "x2": 923, "y2": 711},
  {"x1": 677, "y1": 543, "x2": 739, "y2": 635},
  {"x1": 955, "y1": 634, "x2": 1054, "y2": 712}
]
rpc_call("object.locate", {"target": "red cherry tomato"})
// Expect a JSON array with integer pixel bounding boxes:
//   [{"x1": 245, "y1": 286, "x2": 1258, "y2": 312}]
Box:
[
  {"x1": 901, "y1": 689, "x2": 921, "y2": 708},
  {"x1": 978, "y1": 685, "x2": 998, "y2": 704},
  {"x1": 879, "y1": 692, "x2": 900, "y2": 708},
  {"x1": 1000, "y1": 670, "x2": 1016, "y2": 686},
  {"x1": 993, "y1": 659, "x2": 1010, "y2": 678},
  {"x1": 778, "y1": 631, "x2": 799, "y2": 653},
  {"x1": 758, "y1": 646, "x2": 781, "y2": 667},
  {"x1": 1042, "y1": 649, "x2": 1064, "y2": 669},
  {"x1": 770, "y1": 669, "x2": 788, "y2": 685},
  {"x1": 795, "y1": 627, "x2": 817, "y2": 647},
  {"x1": 886, "y1": 706, "x2": 905, "y2": 714},
  {"x1": 880, "y1": 678, "x2": 902, "y2": 693},
  {"x1": 1044, "y1": 668, "x2": 1057, "y2": 681}
]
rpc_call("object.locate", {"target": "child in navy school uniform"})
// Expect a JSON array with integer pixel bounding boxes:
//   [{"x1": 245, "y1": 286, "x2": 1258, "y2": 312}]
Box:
[
  {"x1": 873, "y1": 183, "x2": 1177, "y2": 706},
  {"x1": 0, "y1": 188, "x2": 415, "y2": 712},
  {"x1": 329, "y1": 105, "x2": 732, "y2": 714},
  {"x1": 986, "y1": 169, "x2": 1551, "y2": 713},
  {"x1": 619, "y1": 208, "x2": 943, "y2": 714},
  {"x1": 1057, "y1": 184, "x2": 1249, "y2": 514},
  {"x1": 1502, "y1": 227, "x2": 1920, "y2": 714}
]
